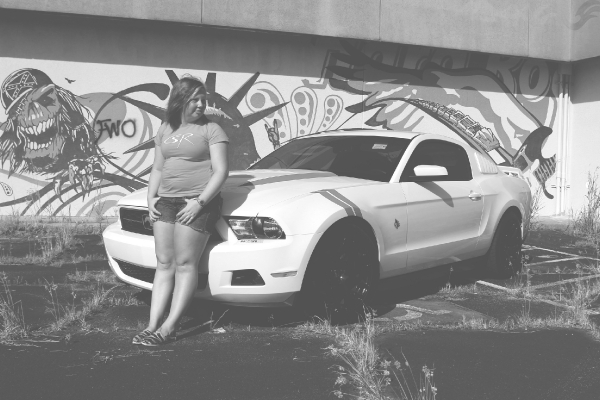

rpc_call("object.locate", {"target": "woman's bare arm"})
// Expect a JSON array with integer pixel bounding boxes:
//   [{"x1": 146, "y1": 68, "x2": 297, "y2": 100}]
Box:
[
  {"x1": 147, "y1": 143, "x2": 165, "y2": 219},
  {"x1": 198, "y1": 142, "x2": 229, "y2": 203}
]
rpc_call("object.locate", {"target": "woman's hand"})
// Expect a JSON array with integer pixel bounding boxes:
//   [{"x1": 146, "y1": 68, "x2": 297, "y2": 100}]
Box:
[
  {"x1": 148, "y1": 197, "x2": 161, "y2": 221},
  {"x1": 176, "y1": 199, "x2": 202, "y2": 225}
]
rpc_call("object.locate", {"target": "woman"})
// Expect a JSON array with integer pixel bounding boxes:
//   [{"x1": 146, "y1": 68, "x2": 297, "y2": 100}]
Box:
[{"x1": 133, "y1": 75, "x2": 229, "y2": 346}]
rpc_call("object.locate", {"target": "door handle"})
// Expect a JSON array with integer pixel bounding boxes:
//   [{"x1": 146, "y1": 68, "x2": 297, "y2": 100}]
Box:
[{"x1": 468, "y1": 191, "x2": 482, "y2": 201}]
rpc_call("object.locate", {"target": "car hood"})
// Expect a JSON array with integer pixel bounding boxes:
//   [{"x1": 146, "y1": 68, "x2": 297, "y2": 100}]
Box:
[{"x1": 117, "y1": 169, "x2": 377, "y2": 215}]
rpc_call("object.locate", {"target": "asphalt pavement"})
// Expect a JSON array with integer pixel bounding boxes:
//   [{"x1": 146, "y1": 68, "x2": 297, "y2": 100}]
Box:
[{"x1": 1, "y1": 216, "x2": 600, "y2": 400}]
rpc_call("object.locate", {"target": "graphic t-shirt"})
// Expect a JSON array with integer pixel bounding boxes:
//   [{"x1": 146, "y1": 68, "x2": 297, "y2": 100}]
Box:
[{"x1": 154, "y1": 121, "x2": 229, "y2": 197}]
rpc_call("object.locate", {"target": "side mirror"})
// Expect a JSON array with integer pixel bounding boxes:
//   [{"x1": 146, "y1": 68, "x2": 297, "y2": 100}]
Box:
[{"x1": 411, "y1": 165, "x2": 448, "y2": 181}]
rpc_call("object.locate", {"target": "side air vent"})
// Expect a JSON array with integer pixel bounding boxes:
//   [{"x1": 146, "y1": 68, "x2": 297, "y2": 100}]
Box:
[
  {"x1": 114, "y1": 259, "x2": 208, "y2": 289},
  {"x1": 115, "y1": 259, "x2": 155, "y2": 283}
]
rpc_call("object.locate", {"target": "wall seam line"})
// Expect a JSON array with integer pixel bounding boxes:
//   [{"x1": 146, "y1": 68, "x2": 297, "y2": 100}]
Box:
[
  {"x1": 378, "y1": 0, "x2": 382, "y2": 42},
  {"x1": 527, "y1": 0, "x2": 530, "y2": 58}
]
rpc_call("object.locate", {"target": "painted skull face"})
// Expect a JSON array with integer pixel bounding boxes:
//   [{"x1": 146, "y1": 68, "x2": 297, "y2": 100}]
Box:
[
  {"x1": 15, "y1": 84, "x2": 64, "y2": 159},
  {"x1": 1, "y1": 68, "x2": 102, "y2": 197}
]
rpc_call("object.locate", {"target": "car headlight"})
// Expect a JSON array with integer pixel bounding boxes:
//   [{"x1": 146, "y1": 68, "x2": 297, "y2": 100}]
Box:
[{"x1": 224, "y1": 217, "x2": 286, "y2": 239}]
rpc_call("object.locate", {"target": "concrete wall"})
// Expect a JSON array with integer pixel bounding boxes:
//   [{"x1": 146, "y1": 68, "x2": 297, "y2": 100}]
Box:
[
  {"x1": 0, "y1": 11, "x2": 560, "y2": 216},
  {"x1": 569, "y1": 56, "x2": 600, "y2": 214},
  {"x1": 571, "y1": 0, "x2": 600, "y2": 61},
  {"x1": 0, "y1": 0, "x2": 572, "y2": 61},
  {"x1": 380, "y1": 0, "x2": 572, "y2": 61}
]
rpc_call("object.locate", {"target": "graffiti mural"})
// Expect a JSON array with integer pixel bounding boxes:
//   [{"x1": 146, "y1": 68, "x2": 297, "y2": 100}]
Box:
[
  {"x1": 0, "y1": 67, "x2": 159, "y2": 216},
  {"x1": 321, "y1": 40, "x2": 558, "y2": 198},
  {"x1": 0, "y1": 39, "x2": 559, "y2": 216},
  {"x1": 116, "y1": 71, "x2": 287, "y2": 172},
  {"x1": 572, "y1": 0, "x2": 600, "y2": 30},
  {"x1": 0, "y1": 69, "x2": 107, "y2": 195},
  {"x1": 0, "y1": 66, "x2": 294, "y2": 216}
]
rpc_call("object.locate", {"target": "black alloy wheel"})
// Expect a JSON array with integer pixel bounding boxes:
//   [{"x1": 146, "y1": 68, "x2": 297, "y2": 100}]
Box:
[
  {"x1": 485, "y1": 212, "x2": 523, "y2": 279},
  {"x1": 299, "y1": 222, "x2": 379, "y2": 322}
]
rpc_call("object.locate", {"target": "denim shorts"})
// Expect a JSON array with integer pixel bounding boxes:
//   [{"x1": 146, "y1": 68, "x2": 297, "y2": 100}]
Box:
[{"x1": 154, "y1": 194, "x2": 222, "y2": 234}]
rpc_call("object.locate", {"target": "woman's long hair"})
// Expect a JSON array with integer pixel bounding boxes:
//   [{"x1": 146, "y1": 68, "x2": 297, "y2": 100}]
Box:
[{"x1": 165, "y1": 75, "x2": 207, "y2": 130}]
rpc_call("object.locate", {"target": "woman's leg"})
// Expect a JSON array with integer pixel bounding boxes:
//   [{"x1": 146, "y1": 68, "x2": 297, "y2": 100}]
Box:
[
  {"x1": 157, "y1": 223, "x2": 210, "y2": 335},
  {"x1": 147, "y1": 220, "x2": 176, "y2": 331}
]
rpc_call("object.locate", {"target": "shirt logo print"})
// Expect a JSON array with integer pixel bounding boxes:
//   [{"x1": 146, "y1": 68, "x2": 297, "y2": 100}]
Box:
[{"x1": 164, "y1": 133, "x2": 194, "y2": 148}]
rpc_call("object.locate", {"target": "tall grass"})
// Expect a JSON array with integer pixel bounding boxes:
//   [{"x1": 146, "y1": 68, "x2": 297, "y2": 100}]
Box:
[
  {"x1": 0, "y1": 212, "x2": 108, "y2": 238},
  {"x1": 66, "y1": 269, "x2": 117, "y2": 284},
  {"x1": 526, "y1": 187, "x2": 544, "y2": 232},
  {"x1": 0, "y1": 272, "x2": 28, "y2": 341},
  {"x1": 305, "y1": 314, "x2": 437, "y2": 400},
  {"x1": 0, "y1": 211, "x2": 111, "y2": 265},
  {"x1": 44, "y1": 280, "x2": 118, "y2": 332},
  {"x1": 572, "y1": 169, "x2": 600, "y2": 242}
]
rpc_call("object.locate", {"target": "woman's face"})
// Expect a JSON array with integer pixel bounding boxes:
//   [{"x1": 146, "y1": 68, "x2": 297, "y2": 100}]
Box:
[{"x1": 181, "y1": 88, "x2": 207, "y2": 123}]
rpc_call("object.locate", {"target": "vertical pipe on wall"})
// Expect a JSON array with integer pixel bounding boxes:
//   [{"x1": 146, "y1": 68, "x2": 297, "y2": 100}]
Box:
[
  {"x1": 554, "y1": 63, "x2": 572, "y2": 216},
  {"x1": 554, "y1": 70, "x2": 564, "y2": 215},
  {"x1": 561, "y1": 73, "x2": 571, "y2": 214}
]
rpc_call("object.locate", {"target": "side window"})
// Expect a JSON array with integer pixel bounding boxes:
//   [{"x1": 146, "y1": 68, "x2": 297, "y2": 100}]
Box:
[{"x1": 400, "y1": 140, "x2": 473, "y2": 182}]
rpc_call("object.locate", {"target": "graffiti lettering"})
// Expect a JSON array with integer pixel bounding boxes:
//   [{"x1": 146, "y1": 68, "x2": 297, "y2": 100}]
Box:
[{"x1": 96, "y1": 118, "x2": 137, "y2": 140}]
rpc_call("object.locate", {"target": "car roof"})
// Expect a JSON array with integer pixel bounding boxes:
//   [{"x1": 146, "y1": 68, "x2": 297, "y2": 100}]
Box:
[{"x1": 297, "y1": 128, "x2": 422, "y2": 140}]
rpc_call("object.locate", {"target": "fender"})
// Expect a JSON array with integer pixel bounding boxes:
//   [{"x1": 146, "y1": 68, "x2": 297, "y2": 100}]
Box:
[{"x1": 260, "y1": 193, "x2": 385, "y2": 272}]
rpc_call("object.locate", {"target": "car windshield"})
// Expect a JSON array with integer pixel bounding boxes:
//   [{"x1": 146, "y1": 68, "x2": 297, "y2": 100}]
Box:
[{"x1": 249, "y1": 135, "x2": 411, "y2": 182}]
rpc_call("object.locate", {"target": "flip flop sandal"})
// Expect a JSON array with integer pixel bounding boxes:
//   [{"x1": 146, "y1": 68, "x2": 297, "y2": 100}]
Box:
[
  {"x1": 140, "y1": 331, "x2": 177, "y2": 346},
  {"x1": 132, "y1": 329, "x2": 154, "y2": 345}
]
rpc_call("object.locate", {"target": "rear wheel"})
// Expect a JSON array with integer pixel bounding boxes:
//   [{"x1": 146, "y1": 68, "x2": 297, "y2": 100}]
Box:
[
  {"x1": 485, "y1": 212, "x2": 523, "y2": 278},
  {"x1": 299, "y1": 222, "x2": 379, "y2": 322}
]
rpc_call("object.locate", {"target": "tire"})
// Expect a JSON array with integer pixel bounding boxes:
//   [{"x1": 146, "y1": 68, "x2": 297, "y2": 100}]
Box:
[
  {"x1": 298, "y1": 222, "x2": 379, "y2": 322},
  {"x1": 485, "y1": 212, "x2": 523, "y2": 279}
]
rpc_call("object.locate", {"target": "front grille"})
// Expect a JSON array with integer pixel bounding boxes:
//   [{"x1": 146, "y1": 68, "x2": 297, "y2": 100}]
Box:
[
  {"x1": 115, "y1": 259, "x2": 208, "y2": 290},
  {"x1": 120, "y1": 208, "x2": 153, "y2": 236},
  {"x1": 115, "y1": 259, "x2": 155, "y2": 284},
  {"x1": 119, "y1": 207, "x2": 223, "y2": 241}
]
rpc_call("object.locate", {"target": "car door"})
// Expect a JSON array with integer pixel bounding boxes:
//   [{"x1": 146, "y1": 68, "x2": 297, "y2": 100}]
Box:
[{"x1": 400, "y1": 139, "x2": 484, "y2": 271}]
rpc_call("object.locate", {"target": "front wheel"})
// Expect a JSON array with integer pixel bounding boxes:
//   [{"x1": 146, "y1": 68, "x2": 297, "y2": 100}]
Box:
[
  {"x1": 485, "y1": 212, "x2": 523, "y2": 279},
  {"x1": 298, "y1": 222, "x2": 379, "y2": 322}
]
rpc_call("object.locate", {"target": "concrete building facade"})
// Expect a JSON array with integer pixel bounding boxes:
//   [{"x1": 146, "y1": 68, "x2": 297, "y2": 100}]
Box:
[{"x1": 0, "y1": 1, "x2": 599, "y2": 217}]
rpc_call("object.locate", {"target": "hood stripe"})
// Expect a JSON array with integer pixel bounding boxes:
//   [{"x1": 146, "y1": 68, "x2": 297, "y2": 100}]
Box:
[
  {"x1": 315, "y1": 189, "x2": 363, "y2": 218},
  {"x1": 328, "y1": 189, "x2": 363, "y2": 218},
  {"x1": 317, "y1": 191, "x2": 354, "y2": 217},
  {"x1": 240, "y1": 172, "x2": 334, "y2": 187}
]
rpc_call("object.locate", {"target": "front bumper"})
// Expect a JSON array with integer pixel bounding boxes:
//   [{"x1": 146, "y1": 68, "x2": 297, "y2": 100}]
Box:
[{"x1": 103, "y1": 222, "x2": 321, "y2": 307}]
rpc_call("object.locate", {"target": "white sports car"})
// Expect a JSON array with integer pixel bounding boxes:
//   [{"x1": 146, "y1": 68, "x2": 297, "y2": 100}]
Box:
[{"x1": 103, "y1": 129, "x2": 531, "y2": 315}]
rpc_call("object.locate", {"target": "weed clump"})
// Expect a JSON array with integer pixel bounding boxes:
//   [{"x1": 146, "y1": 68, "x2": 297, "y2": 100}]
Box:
[
  {"x1": 0, "y1": 212, "x2": 107, "y2": 239},
  {"x1": 301, "y1": 314, "x2": 437, "y2": 400},
  {"x1": 0, "y1": 213, "x2": 110, "y2": 265},
  {"x1": 571, "y1": 169, "x2": 600, "y2": 247},
  {"x1": 44, "y1": 279, "x2": 118, "y2": 332},
  {"x1": 0, "y1": 272, "x2": 29, "y2": 341},
  {"x1": 66, "y1": 269, "x2": 117, "y2": 284},
  {"x1": 527, "y1": 187, "x2": 544, "y2": 232}
]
